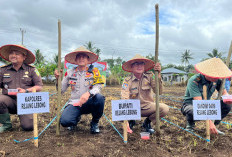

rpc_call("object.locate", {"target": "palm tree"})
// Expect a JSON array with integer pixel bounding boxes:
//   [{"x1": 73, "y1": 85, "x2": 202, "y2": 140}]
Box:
[
  {"x1": 181, "y1": 50, "x2": 193, "y2": 69},
  {"x1": 34, "y1": 49, "x2": 45, "y2": 66},
  {"x1": 53, "y1": 54, "x2": 58, "y2": 64},
  {"x1": 52, "y1": 54, "x2": 64, "y2": 69},
  {"x1": 84, "y1": 41, "x2": 101, "y2": 61},
  {"x1": 84, "y1": 41, "x2": 96, "y2": 52},
  {"x1": 207, "y1": 49, "x2": 223, "y2": 59}
]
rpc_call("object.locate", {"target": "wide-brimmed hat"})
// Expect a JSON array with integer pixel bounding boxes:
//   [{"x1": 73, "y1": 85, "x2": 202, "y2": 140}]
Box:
[
  {"x1": 122, "y1": 54, "x2": 155, "y2": 72},
  {"x1": 65, "y1": 46, "x2": 98, "y2": 65},
  {"x1": 0, "y1": 44, "x2": 35, "y2": 64},
  {"x1": 195, "y1": 57, "x2": 232, "y2": 79}
]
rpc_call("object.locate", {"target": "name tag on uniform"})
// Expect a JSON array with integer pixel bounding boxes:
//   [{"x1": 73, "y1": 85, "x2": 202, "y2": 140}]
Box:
[
  {"x1": 8, "y1": 89, "x2": 19, "y2": 95},
  {"x1": 69, "y1": 77, "x2": 77, "y2": 85}
]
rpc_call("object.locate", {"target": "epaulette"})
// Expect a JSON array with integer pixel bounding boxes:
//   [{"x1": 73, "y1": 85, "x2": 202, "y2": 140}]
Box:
[
  {"x1": 145, "y1": 71, "x2": 153, "y2": 74},
  {"x1": 27, "y1": 64, "x2": 35, "y2": 68},
  {"x1": 0, "y1": 63, "x2": 11, "y2": 68},
  {"x1": 194, "y1": 76, "x2": 201, "y2": 82},
  {"x1": 124, "y1": 75, "x2": 132, "y2": 82},
  {"x1": 144, "y1": 71, "x2": 154, "y2": 78},
  {"x1": 192, "y1": 75, "x2": 201, "y2": 85}
]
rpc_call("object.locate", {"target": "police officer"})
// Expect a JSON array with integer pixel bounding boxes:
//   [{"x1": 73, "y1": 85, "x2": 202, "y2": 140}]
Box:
[
  {"x1": 182, "y1": 57, "x2": 232, "y2": 135},
  {"x1": 121, "y1": 54, "x2": 169, "y2": 134},
  {"x1": 55, "y1": 46, "x2": 105, "y2": 134},
  {"x1": 0, "y1": 44, "x2": 43, "y2": 133}
]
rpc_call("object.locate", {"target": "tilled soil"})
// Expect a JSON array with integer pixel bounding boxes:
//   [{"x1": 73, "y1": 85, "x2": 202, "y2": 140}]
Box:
[{"x1": 0, "y1": 85, "x2": 232, "y2": 157}]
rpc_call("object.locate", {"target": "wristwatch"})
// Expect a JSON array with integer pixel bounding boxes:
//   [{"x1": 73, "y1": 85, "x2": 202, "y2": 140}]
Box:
[{"x1": 25, "y1": 89, "x2": 29, "y2": 93}]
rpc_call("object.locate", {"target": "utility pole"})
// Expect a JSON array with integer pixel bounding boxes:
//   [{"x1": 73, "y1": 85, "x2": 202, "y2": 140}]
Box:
[{"x1": 20, "y1": 28, "x2": 26, "y2": 45}]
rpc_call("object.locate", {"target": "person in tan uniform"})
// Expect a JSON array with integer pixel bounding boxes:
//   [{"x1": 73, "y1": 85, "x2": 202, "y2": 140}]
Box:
[
  {"x1": 55, "y1": 46, "x2": 105, "y2": 134},
  {"x1": 0, "y1": 44, "x2": 43, "y2": 133},
  {"x1": 121, "y1": 54, "x2": 169, "y2": 134}
]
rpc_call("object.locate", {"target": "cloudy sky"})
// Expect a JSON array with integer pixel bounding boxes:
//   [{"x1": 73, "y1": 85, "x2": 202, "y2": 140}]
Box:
[{"x1": 0, "y1": 0, "x2": 232, "y2": 66}]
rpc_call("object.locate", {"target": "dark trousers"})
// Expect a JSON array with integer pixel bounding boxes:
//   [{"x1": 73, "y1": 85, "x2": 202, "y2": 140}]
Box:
[
  {"x1": 181, "y1": 100, "x2": 231, "y2": 124},
  {"x1": 60, "y1": 94, "x2": 105, "y2": 127},
  {"x1": 0, "y1": 94, "x2": 33, "y2": 131}
]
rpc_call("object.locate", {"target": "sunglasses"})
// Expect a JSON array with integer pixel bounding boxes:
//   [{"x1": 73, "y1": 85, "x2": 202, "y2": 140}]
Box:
[{"x1": 132, "y1": 62, "x2": 145, "y2": 66}]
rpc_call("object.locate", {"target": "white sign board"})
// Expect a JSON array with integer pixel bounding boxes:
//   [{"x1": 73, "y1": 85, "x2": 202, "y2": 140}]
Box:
[
  {"x1": 193, "y1": 100, "x2": 221, "y2": 120},
  {"x1": 17, "y1": 92, "x2": 49, "y2": 115},
  {"x1": 111, "y1": 99, "x2": 141, "y2": 121}
]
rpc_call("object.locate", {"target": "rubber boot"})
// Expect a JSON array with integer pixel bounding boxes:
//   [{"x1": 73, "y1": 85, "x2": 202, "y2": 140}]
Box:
[
  {"x1": 214, "y1": 120, "x2": 225, "y2": 135},
  {"x1": 215, "y1": 128, "x2": 225, "y2": 135},
  {"x1": 185, "y1": 121, "x2": 195, "y2": 132},
  {"x1": 142, "y1": 118, "x2": 155, "y2": 134},
  {"x1": 90, "y1": 122, "x2": 100, "y2": 134},
  {"x1": 129, "y1": 120, "x2": 135, "y2": 130},
  {"x1": 0, "y1": 114, "x2": 12, "y2": 133}
]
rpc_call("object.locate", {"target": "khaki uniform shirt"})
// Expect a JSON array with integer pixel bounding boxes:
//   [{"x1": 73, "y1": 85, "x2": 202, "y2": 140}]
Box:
[
  {"x1": 121, "y1": 71, "x2": 163, "y2": 109},
  {"x1": 61, "y1": 67, "x2": 104, "y2": 104},
  {"x1": 0, "y1": 63, "x2": 43, "y2": 95}
]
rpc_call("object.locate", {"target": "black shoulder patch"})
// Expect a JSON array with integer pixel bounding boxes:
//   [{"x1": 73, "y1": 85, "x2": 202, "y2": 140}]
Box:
[{"x1": 195, "y1": 77, "x2": 201, "y2": 82}]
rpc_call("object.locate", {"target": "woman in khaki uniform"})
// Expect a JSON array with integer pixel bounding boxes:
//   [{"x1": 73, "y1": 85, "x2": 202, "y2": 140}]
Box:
[{"x1": 121, "y1": 54, "x2": 169, "y2": 134}]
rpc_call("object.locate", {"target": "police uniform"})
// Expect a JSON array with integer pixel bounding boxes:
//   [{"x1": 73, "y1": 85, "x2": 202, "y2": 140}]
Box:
[
  {"x1": 181, "y1": 74, "x2": 231, "y2": 124},
  {"x1": 0, "y1": 63, "x2": 43, "y2": 130},
  {"x1": 60, "y1": 66, "x2": 105, "y2": 127},
  {"x1": 121, "y1": 71, "x2": 169, "y2": 124}
]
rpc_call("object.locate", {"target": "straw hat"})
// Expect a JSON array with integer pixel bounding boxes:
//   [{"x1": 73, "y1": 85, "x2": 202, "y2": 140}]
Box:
[
  {"x1": 0, "y1": 44, "x2": 35, "y2": 64},
  {"x1": 122, "y1": 54, "x2": 155, "y2": 72},
  {"x1": 195, "y1": 57, "x2": 232, "y2": 79},
  {"x1": 65, "y1": 46, "x2": 98, "y2": 65}
]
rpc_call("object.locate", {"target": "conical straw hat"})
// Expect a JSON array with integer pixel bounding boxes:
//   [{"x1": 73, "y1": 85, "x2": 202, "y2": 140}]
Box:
[
  {"x1": 0, "y1": 44, "x2": 35, "y2": 64},
  {"x1": 65, "y1": 46, "x2": 98, "y2": 65},
  {"x1": 195, "y1": 57, "x2": 232, "y2": 79},
  {"x1": 122, "y1": 54, "x2": 155, "y2": 72}
]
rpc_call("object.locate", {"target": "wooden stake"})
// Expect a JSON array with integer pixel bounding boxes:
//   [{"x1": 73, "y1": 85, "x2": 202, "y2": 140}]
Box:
[
  {"x1": 123, "y1": 120, "x2": 128, "y2": 143},
  {"x1": 203, "y1": 85, "x2": 210, "y2": 142},
  {"x1": 32, "y1": 88, "x2": 38, "y2": 147},
  {"x1": 155, "y1": 3, "x2": 160, "y2": 135},
  {"x1": 56, "y1": 19, "x2": 62, "y2": 136},
  {"x1": 217, "y1": 41, "x2": 232, "y2": 99}
]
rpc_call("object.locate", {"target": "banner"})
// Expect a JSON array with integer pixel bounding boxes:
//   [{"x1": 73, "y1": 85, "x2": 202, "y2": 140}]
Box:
[
  {"x1": 111, "y1": 99, "x2": 141, "y2": 121},
  {"x1": 17, "y1": 92, "x2": 49, "y2": 115},
  {"x1": 193, "y1": 100, "x2": 221, "y2": 120}
]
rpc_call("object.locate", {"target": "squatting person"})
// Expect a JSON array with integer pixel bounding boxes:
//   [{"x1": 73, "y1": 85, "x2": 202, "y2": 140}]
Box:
[
  {"x1": 0, "y1": 44, "x2": 43, "y2": 133},
  {"x1": 55, "y1": 46, "x2": 105, "y2": 134},
  {"x1": 181, "y1": 57, "x2": 232, "y2": 135},
  {"x1": 121, "y1": 54, "x2": 169, "y2": 134}
]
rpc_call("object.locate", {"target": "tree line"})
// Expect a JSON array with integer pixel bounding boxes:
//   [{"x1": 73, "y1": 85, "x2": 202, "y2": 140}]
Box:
[{"x1": 0, "y1": 42, "x2": 230, "y2": 84}]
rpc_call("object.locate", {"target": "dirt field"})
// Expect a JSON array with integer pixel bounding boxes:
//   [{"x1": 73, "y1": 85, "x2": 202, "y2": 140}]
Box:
[{"x1": 1, "y1": 85, "x2": 232, "y2": 157}]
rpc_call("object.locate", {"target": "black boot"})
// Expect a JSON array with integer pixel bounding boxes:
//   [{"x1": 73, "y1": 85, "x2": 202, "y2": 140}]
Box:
[
  {"x1": 129, "y1": 120, "x2": 135, "y2": 130},
  {"x1": 67, "y1": 126, "x2": 76, "y2": 131},
  {"x1": 185, "y1": 121, "x2": 195, "y2": 132},
  {"x1": 142, "y1": 118, "x2": 155, "y2": 134},
  {"x1": 67, "y1": 116, "x2": 81, "y2": 131},
  {"x1": 90, "y1": 122, "x2": 100, "y2": 134}
]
